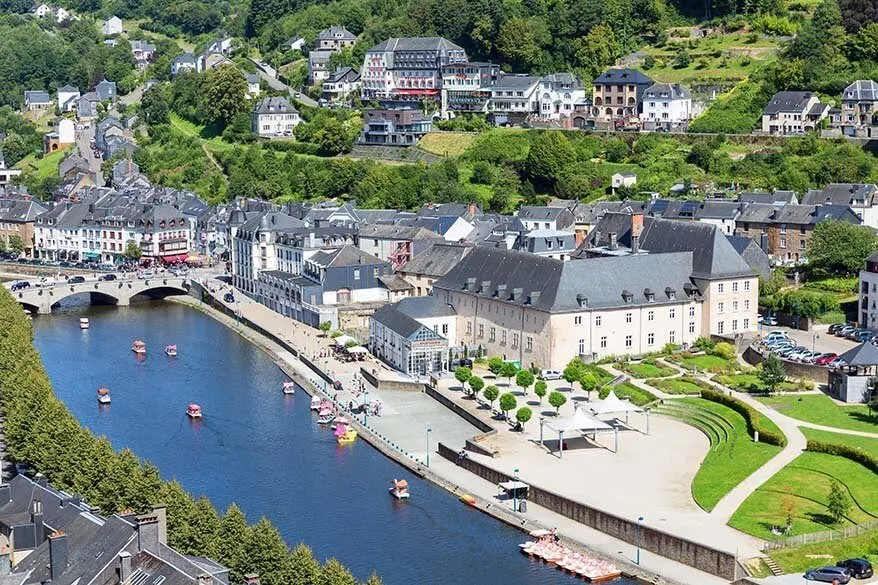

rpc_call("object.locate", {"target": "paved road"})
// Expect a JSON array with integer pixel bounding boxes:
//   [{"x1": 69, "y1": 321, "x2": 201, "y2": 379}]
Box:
[
  {"x1": 120, "y1": 84, "x2": 145, "y2": 107},
  {"x1": 74, "y1": 124, "x2": 103, "y2": 179},
  {"x1": 248, "y1": 58, "x2": 318, "y2": 107}
]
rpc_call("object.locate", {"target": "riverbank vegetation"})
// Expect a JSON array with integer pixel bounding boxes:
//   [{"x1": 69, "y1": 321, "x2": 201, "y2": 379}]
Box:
[{"x1": 0, "y1": 288, "x2": 377, "y2": 585}]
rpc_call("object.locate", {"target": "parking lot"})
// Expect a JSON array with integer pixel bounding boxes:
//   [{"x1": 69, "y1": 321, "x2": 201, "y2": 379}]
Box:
[{"x1": 755, "y1": 323, "x2": 860, "y2": 365}]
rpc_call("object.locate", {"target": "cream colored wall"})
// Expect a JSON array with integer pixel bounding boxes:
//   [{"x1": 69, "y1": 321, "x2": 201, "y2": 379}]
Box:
[
  {"x1": 400, "y1": 272, "x2": 434, "y2": 296},
  {"x1": 441, "y1": 287, "x2": 703, "y2": 370},
  {"x1": 701, "y1": 277, "x2": 759, "y2": 336}
]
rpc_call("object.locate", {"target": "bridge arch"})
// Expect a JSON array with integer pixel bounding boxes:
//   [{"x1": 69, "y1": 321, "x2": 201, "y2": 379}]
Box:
[{"x1": 13, "y1": 278, "x2": 190, "y2": 314}]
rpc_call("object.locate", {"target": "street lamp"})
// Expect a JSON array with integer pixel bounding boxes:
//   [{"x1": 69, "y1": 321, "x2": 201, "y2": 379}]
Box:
[
  {"x1": 812, "y1": 332, "x2": 820, "y2": 352},
  {"x1": 364, "y1": 390, "x2": 369, "y2": 425},
  {"x1": 513, "y1": 467, "x2": 520, "y2": 513},
  {"x1": 636, "y1": 515, "x2": 645, "y2": 565},
  {"x1": 426, "y1": 428, "x2": 432, "y2": 467}
]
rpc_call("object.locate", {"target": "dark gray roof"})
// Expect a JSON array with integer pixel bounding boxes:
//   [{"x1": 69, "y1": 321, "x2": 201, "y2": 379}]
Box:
[
  {"x1": 417, "y1": 202, "x2": 480, "y2": 219},
  {"x1": 763, "y1": 91, "x2": 817, "y2": 114},
  {"x1": 396, "y1": 295, "x2": 456, "y2": 318},
  {"x1": 643, "y1": 82, "x2": 691, "y2": 99},
  {"x1": 839, "y1": 342, "x2": 878, "y2": 366},
  {"x1": 317, "y1": 25, "x2": 355, "y2": 40},
  {"x1": 0, "y1": 199, "x2": 47, "y2": 222},
  {"x1": 372, "y1": 304, "x2": 444, "y2": 339},
  {"x1": 695, "y1": 200, "x2": 742, "y2": 220},
  {"x1": 24, "y1": 91, "x2": 50, "y2": 103},
  {"x1": 583, "y1": 213, "x2": 754, "y2": 279},
  {"x1": 518, "y1": 206, "x2": 572, "y2": 222},
  {"x1": 737, "y1": 203, "x2": 860, "y2": 226},
  {"x1": 309, "y1": 50, "x2": 333, "y2": 65},
  {"x1": 358, "y1": 224, "x2": 441, "y2": 240},
  {"x1": 378, "y1": 274, "x2": 413, "y2": 291},
  {"x1": 490, "y1": 75, "x2": 539, "y2": 91},
  {"x1": 400, "y1": 242, "x2": 471, "y2": 276},
  {"x1": 326, "y1": 66, "x2": 359, "y2": 83},
  {"x1": 56, "y1": 84, "x2": 78, "y2": 92},
  {"x1": 843, "y1": 80, "x2": 878, "y2": 101},
  {"x1": 726, "y1": 235, "x2": 771, "y2": 281},
  {"x1": 593, "y1": 69, "x2": 654, "y2": 86},
  {"x1": 434, "y1": 246, "x2": 698, "y2": 312},
  {"x1": 309, "y1": 245, "x2": 385, "y2": 267},
  {"x1": 541, "y1": 72, "x2": 582, "y2": 88},
  {"x1": 368, "y1": 37, "x2": 464, "y2": 53},
  {"x1": 253, "y1": 96, "x2": 297, "y2": 115},
  {"x1": 802, "y1": 183, "x2": 878, "y2": 206},
  {"x1": 738, "y1": 191, "x2": 798, "y2": 205},
  {"x1": 174, "y1": 53, "x2": 197, "y2": 64}
]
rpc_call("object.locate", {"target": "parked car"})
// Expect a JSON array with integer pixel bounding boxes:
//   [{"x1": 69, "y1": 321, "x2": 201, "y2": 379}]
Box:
[
  {"x1": 828, "y1": 357, "x2": 847, "y2": 368},
  {"x1": 540, "y1": 370, "x2": 563, "y2": 381},
  {"x1": 138, "y1": 270, "x2": 154, "y2": 280},
  {"x1": 10, "y1": 281, "x2": 30, "y2": 291},
  {"x1": 766, "y1": 339, "x2": 795, "y2": 350},
  {"x1": 223, "y1": 292, "x2": 235, "y2": 303},
  {"x1": 828, "y1": 323, "x2": 847, "y2": 334},
  {"x1": 838, "y1": 325, "x2": 857, "y2": 337},
  {"x1": 99, "y1": 273, "x2": 117, "y2": 281},
  {"x1": 453, "y1": 358, "x2": 473, "y2": 368},
  {"x1": 67, "y1": 275, "x2": 85, "y2": 284},
  {"x1": 854, "y1": 330, "x2": 874, "y2": 343},
  {"x1": 845, "y1": 328, "x2": 864, "y2": 340},
  {"x1": 836, "y1": 558, "x2": 873, "y2": 579},
  {"x1": 804, "y1": 566, "x2": 851, "y2": 583},
  {"x1": 814, "y1": 353, "x2": 838, "y2": 366},
  {"x1": 777, "y1": 345, "x2": 807, "y2": 358},
  {"x1": 761, "y1": 315, "x2": 779, "y2": 325}
]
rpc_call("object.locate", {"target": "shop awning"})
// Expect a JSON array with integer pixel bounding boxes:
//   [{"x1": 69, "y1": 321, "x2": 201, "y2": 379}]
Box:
[
  {"x1": 83, "y1": 252, "x2": 100, "y2": 259},
  {"x1": 161, "y1": 254, "x2": 188, "y2": 263}
]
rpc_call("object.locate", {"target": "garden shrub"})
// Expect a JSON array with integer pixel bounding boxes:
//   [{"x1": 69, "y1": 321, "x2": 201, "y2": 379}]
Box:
[
  {"x1": 711, "y1": 342, "x2": 737, "y2": 361},
  {"x1": 700, "y1": 388, "x2": 787, "y2": 447},
  {"x1": 806, "y1": 440, "x2": 878, "y2": 474}
]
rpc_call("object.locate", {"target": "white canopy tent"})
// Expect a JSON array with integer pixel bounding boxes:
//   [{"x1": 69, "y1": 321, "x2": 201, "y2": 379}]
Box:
[
  {"x1": 333, "y1": 334, "x2": 358, "y2": 347},
  {"x1": 540, "y1": 407, "x2": 615, "y2": 457},
  {"x1": 346, "y1": 346, "x2": 368, "y2": 354},
  {"x1": 588, "y1": 390, "x2": 650, "y2": 434}
]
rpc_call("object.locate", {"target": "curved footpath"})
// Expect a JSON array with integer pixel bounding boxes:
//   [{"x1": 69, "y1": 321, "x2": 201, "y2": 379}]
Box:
[{"x1": 175, "y1": 283, "x2": 731, "y2": 585}]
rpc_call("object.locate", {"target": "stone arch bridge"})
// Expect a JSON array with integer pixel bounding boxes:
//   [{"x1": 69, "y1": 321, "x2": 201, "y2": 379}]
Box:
[{"x1": 12, "y1": 277, "x2": 190, "y2": 314}]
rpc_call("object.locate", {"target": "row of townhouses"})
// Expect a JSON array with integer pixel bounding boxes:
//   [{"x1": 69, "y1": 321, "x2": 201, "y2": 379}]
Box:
[{"x1": 760, "y1": 80, "x2": 878, "y2": 136}]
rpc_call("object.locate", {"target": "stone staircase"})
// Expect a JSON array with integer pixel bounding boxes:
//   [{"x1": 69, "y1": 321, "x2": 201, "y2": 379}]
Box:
[{"x1": 762, "y1": 555, "x2": 784, "y2": 576}]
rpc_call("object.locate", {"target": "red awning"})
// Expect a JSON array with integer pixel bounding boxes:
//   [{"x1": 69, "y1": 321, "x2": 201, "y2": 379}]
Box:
[
  {"x1": 394, "y1": 88, "x2": 439, "y2": 95},
  {"x1": 161, "y1": 254, "x2": 188, "y2": 263}
]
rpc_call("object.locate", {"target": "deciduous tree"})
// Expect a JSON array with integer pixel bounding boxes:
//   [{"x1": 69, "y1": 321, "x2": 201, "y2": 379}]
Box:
[
  {"x1": 202, "y1": 64, "x2": 248, "y2": 128},
  {"x1": 548, "y1": 391, "x2": 567, "y2": 413},
  {"x1": 807, "y1": 220, "x2": 878, "y2": 276},
  {"x1": 759, "y1": 354, "x2": 787, "y2": 394},
  {"x1": 499, "y1": 392, "x2": 517, "y2": 418}
]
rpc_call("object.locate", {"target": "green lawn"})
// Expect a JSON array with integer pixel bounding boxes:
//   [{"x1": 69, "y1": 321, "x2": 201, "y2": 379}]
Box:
[
  {"x1": 418, "y1": 132, "x2": 476, "y2": 157},
  {"x1": 620, "y1": 361, "x2": 676, "y2": 379},
  {"x1": 675, "y1": 397, "x2": 782, "y2": 511},
  {"x1": 647, "y1": 376, "x2": 708, "y2": 395},
  {"x1": 758, "y1": 394, "x2": 878, "y2": 433},
  {"x1": 801, "y1": 428, "x2": 878, "y2": 459},
  {"x1": 19, "y1": 146, "x2": 70, "y2": 180},
  {"x1": 169, "y1": 113, "x2": 235, "y2": 153},
  {"x1": 714, "y1": 373, "x2": 800, "y2": 393},
  {"x1": 600, "y1": 382, "x2": 657, "y2": 406},
  {"x1": 729, "y1": 452, "x2": 878, "y2": 539},
  {"x1": 672, "y1": 353, "x2": 736, "y2": 373},
  {"x1": 769, "y1": 530, "x2": 878, "y2": 574}
]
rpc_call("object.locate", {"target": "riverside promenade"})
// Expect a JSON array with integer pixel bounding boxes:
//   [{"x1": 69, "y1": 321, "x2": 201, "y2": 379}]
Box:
[{"x1": 188, "y1": 278, "x2": 740, "y2": 585}]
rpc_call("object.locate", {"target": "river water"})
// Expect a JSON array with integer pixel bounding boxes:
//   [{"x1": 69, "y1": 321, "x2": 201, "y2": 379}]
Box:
[{"x1": 32, "y1": 301, "x2": 639, "y2": 585}]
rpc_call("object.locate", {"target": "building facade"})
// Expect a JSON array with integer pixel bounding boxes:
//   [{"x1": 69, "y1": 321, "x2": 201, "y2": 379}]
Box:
[
  {"x1": 251, "y1": 97, "x2": 301, "y2": 138},
  {"x1": 640, "y1": 82, "x2": 692, "y2": 130},
  {"x1": 761, "y1": 91, "x2": 829, "y2": 135},
  {"x1": 359, "y1": 108, "x2": 432, "y2": 145},
  {"x1": 360, "y1": 37, "x2": 467, "y2": 102}
]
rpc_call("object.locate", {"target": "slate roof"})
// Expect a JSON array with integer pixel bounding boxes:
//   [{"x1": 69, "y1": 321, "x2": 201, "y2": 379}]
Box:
[
  {"x1": 839, "y1": 341, "x2": 878, "y2": 366},
  {"x1": 317, "y1": 25, "x2": 356, "y2": 40},
  {"x1": 130, "y1": 40, "x2": 156, "y2": 53},
  {"x1": 395, "y1": 294, "x2": 456, "y2": 318},
  {"x1": 309, "y1": 245, "x2": 385, "y2": 267},
  {"x1": 593, "y1": 68, "x2": 654, "y2": 86},
  {"x1": 326, "y1": 66, "x2": 360, "y2": 83},
  {"x1": 737, "y1": 203, "x2": 860, "y2": 225},
  {"x1": 843, "y1": 79, "x2": 878, "y2": 101},
  {"x1": 518, "y1": 206, "x2": 571, "y2": 221},
  {"x1": 368, "y1": 37, "x2": 464, "y2": 53},
  {"x1": 400, "y1": 242, "x2": 472, "y2": 276},
  {"x1": 57, "y1": 84, "x2": 78, "y2": 93},
  {"x1": 434, "y1": 246, "x2": 698, "y2": 312},
  {"x1": 0, "y1": 198, "x2": 47, "y2": 222},
  {"x1": 239, "y1": 211, "x2": 304, "y2": 233},
  {"x1": 643, "y1": 82, "x2": 691, "y2": 99},
  {"x1": 24, "y1": 91, "x2": 51, "y2": 103},
  {"x1": 378, "y1": 274, "x2": 414, "y2": 291},
  {"x1": 359, "y1": 224, "x2": 441, "y2": 240},
  {"x1": 417, "y1": 202, "x2": 480, "y2": 219},
  {"x1": 490, "y1": 75, "x2": 540, "y2": 91},
  {"x1": 173, "y1": 53, "x2": 197, "y2": 64},
  {"x1": 738, "y1": 190, "x2": 798, "y2": 205},
  {"x1": 802, "y1": 183, "x2": 878, "y2": 206},
  {"x1": 308, "y1": 50, "x2": 334, "y2": 65},
  {"x1": 541, "y1": 72, "x2": 582, "y2": 87},
  {"x1": 695, "y1": 200, "x2": 742, "y2": 220},
  {"x1": 726, "y1": 234, "x2": 771, "y2": 281},
  {"x1": 582, "y1": 213, "x2": 754, "y2": 279},
  {"x1": 763, "y1": 91, "x2": 817, "y2": 114},
  {"x1": 253, "y1": 96, "x2": 298, "y2": 115},
  {"x1": 371, "y1": 303, "x2": 440, "y2": 338}
]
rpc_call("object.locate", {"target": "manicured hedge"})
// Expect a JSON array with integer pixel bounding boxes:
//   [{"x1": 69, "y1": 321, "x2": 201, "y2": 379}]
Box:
[
  {"x1": 806, "y1": 439, "x2": 878, "y2": 474},
  {"x1": 700, "y1": 388, "x2": 787, "y2": 447}
]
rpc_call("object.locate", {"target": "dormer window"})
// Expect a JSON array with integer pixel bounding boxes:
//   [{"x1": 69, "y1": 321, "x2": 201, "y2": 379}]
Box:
[
  {"x1": 644, "y1": 288, "x2": 655, "y2": 302},
  {"x1": 622, "y1": 290, "x2": 634, "y2": 303}
]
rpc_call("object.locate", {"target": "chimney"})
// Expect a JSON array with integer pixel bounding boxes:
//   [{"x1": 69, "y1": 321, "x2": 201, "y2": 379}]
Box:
[
  {"x1": 576, "y1": 294, "x2": 587, "y2": 308},
  {"x1": 512, "y1": 287, "x2": 523, "y2": 302},
  {"x1": 48, "y1": 531, "x2": 68, "y2": 582},
  {"x1": 118, "y1": 551, "x2": 132, "y2": 582},
  {"x1": 527, "y1": 291, "x2": 541, "y2": 305},
  {"x1": 465, "y1": 277, "x2": 476, "y2": 291},
  {"x1": 480, "y1": 280, "x2": 490, "y2": 293},
  {"x1": 496, "y1": 284, "x2": 507, "y2": 298},
  {"x1": 574, "y1": 231, "x2": 584, "y2": 247},
  {"x1": 468, "y1": 202, "x2": 476, "y2": 218},
  {"x1": 31, "y1": 500, "x2": 45, "y2": 547},
  {"x1": 631, "y1": 212, "x2": 643, "y2": 253},
  {"x1": 243, "y1": 574, "x2": 261, "y2": 585},
  {"x1": 608, "y1": 232, "x2": 617, "y2": 250}
]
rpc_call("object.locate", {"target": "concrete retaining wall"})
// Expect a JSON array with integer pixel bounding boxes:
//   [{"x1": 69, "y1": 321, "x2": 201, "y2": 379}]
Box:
[
  {"x1": 438, "y1": 443, "x2": 741, "y2": 581},
  {"x1": 743, "y1": 345, "x2": 829, "y2": 384},
  {"x1": 358, "y1": 367, "x2": 424, "y2": 392},
  {"x1": 425, "y1": 386, "x2": 494, "y2": 434}
]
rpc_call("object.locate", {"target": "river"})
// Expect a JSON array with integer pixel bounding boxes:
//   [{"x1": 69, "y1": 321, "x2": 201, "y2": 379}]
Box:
[{"x1": 32, "y1": 301, "x2": 639, "y2": 585}]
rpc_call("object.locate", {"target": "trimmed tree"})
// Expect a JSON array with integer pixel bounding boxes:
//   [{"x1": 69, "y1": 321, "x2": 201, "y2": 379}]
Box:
[
  {"x1": 563, "y1": 359, "x2": 584, "y2": 391},
  {"x1": 483, "y1": 384, "x2": 499, "y2": 407},
  {"x1": 454, "y1": 366, "x2": 472, "y2": 392},
  {"x1": 515, "y1": 407, "x2": 532, "y2": 427},
  {"x1": 516, "y1": 369, "x2": 534, "y2": 395},
  {"x1": 534, "y1": 380, "x2": 547, "y2": 403},
  {"x1": 499, "y1": 392, "x2": 517, "y2": 419},
  {"x1": 488, "y1": 356, "x2": 504, "y2": 375},
  {"x1": 580, "y1": 373, "x2": 597, "y2": 400},
  {"x1": 548, "y1": 391, "x2": 567, "y2": 414},
  {"x1": 318, "y1": 321, "x2": 331, "y2": 337},
  {"x1": 827, "y1": 479, "x2": 851, "y2": 525},
  {"x1": 759, "y1": 354, "x2": 786, "y2": 394},
  {"x1": 500, "y1": 362, "x2": 518, "y2": 384},
  {"x1": 468, "y1": 375, "x2": 485, "y2": 397}
]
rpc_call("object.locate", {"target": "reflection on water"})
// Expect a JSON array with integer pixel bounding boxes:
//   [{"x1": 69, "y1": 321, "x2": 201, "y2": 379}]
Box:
[{"x1": 32, "y1": 302, "x2": 638, "y2": 585}]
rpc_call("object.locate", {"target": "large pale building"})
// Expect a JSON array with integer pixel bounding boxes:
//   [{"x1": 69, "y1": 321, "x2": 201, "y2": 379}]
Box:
[
  {"x1": 431, "y1": 213, "x2": 759, "y2": 370},
  {"x1": 360, "y1": 37, "x2": 467, "y2": 102}
]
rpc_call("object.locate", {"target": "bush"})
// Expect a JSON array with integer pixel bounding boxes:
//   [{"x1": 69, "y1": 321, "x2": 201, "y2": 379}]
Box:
[
  {"x1": 642, "y1": 55, "x2": 656, "y2": 69},
  {"x1": 711, "y1": 342, "x2": 737, "y2": 361},
  {"x1": 806, "y1": 439, "x2": 878, "y2": 475},
  {"x1": 700, "y1": 388, "x2": 787, "y2": 446},
  {"x1": 694, "y1": 337, "x2": 715, "y2": 352},
  {"x1": 515, "y1": 407, "x2": 533, "y2": 425}
]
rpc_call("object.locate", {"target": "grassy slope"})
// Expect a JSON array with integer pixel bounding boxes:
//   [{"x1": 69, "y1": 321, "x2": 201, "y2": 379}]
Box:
[
  {"x1": 418, "y1": 132, "x2": 477, "y2": 157},
  {"x1": 647, "y1": 377, "x2": 705, "y2": 395},
  {"x1": 758, "y1": 394, "x2": 878, "y2": 434},
  {"x1": 728, "y1": 452, "x2": 878, "y2": 539},
  {"x1": 675, "y1": 397, "x2": 782, "y2": 511},
  {"x1": 18, "y1": 146, "x2": 70, "y2": 180}
]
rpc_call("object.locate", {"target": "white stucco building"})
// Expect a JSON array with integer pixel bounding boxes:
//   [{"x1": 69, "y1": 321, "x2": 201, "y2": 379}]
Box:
[
  {"x1": 251, "y1": 97, "x2": 300, "y2": 138},
  {"x1": 640, "y1": 83, "x2": 692, "y2": 130}
]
